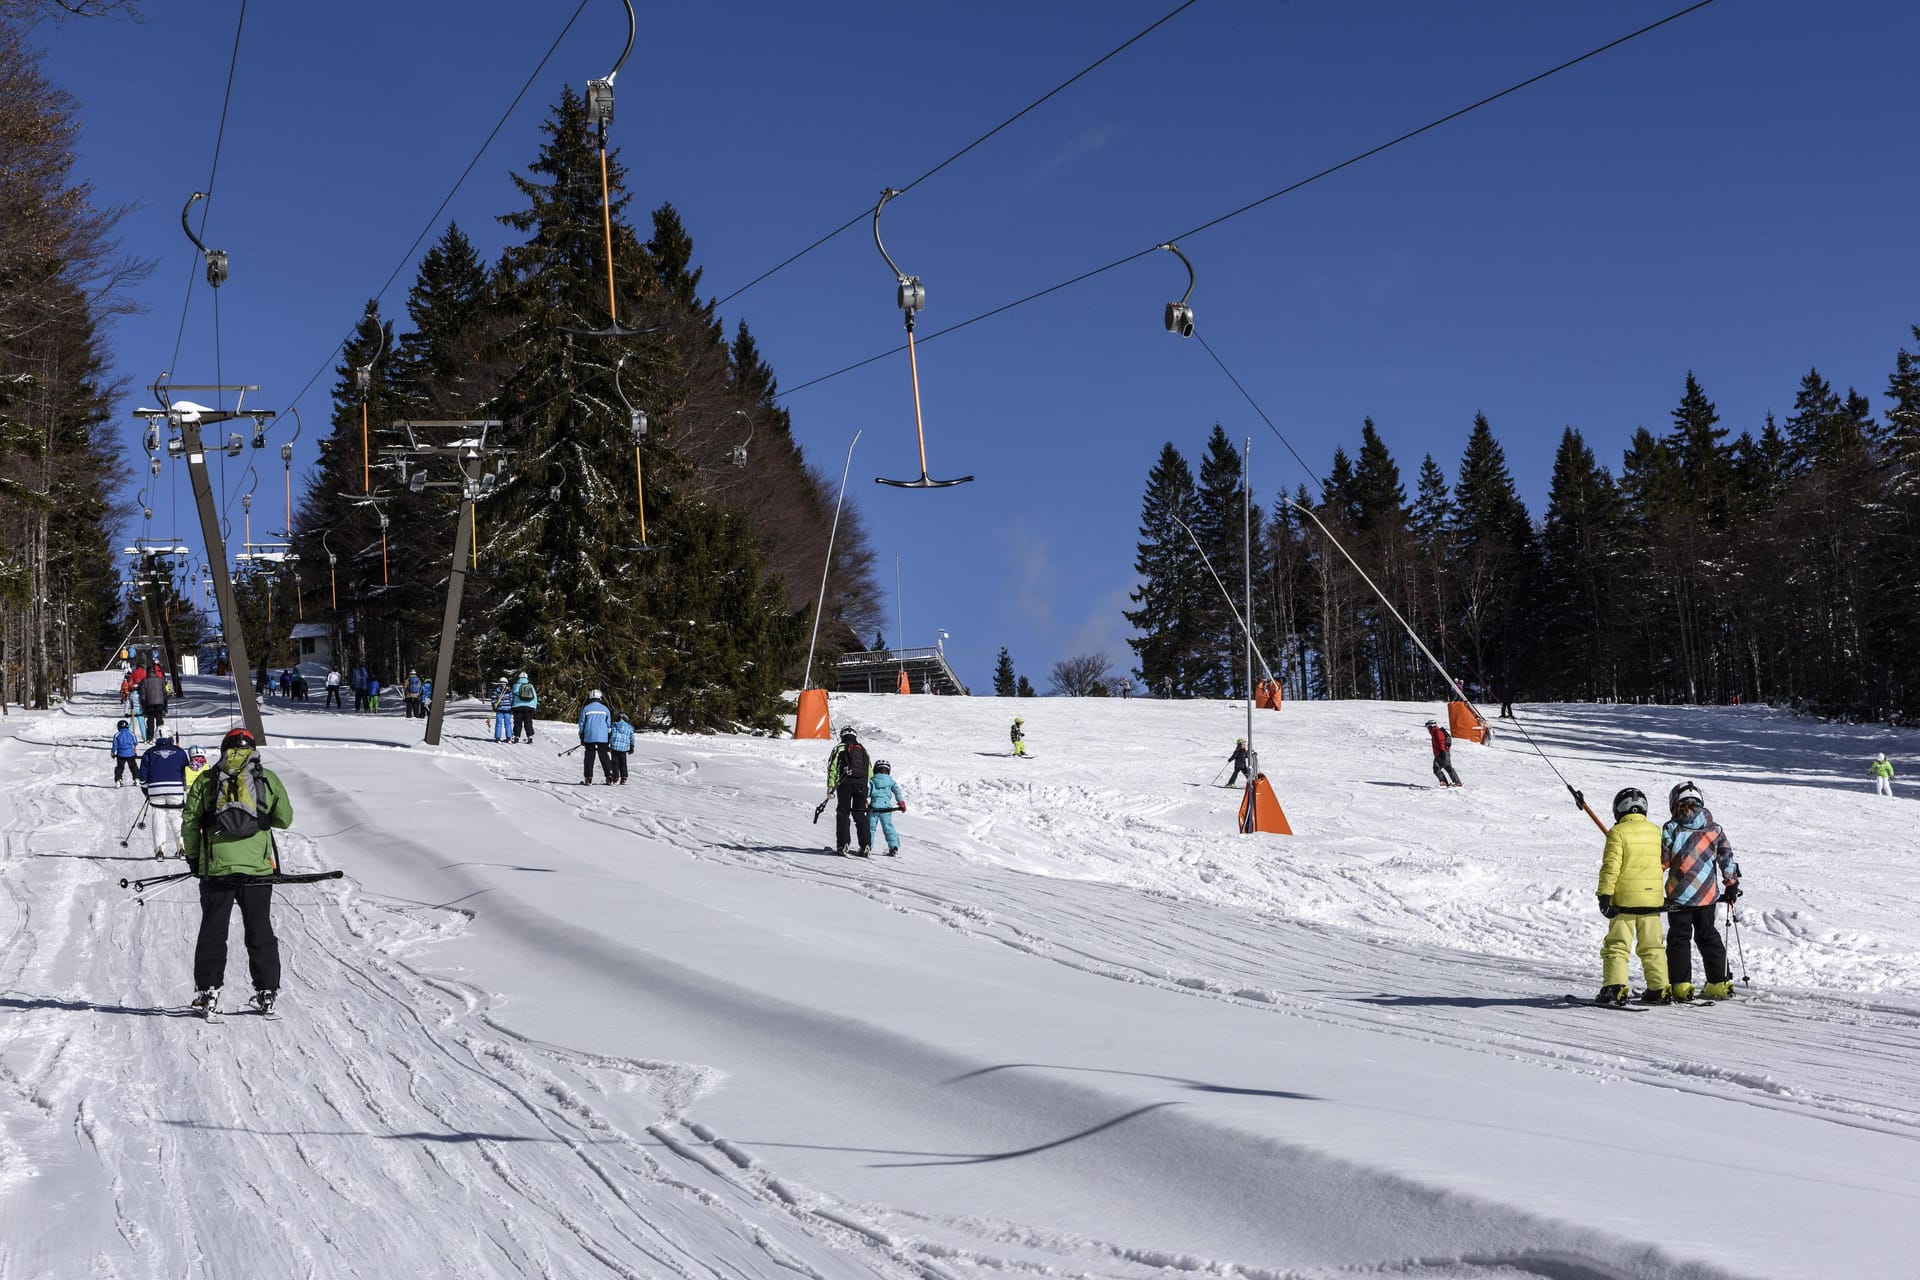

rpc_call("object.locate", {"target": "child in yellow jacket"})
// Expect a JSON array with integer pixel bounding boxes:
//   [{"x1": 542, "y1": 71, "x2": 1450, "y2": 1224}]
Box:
[{"x1": 1594, "y1": 786, "x2": 1670, "y2": 1006}]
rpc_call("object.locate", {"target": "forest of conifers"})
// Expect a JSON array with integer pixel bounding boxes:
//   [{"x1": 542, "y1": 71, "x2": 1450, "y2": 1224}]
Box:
[{"x1": 1128, "y1": 351, "x2": 1920, "y2": 723}]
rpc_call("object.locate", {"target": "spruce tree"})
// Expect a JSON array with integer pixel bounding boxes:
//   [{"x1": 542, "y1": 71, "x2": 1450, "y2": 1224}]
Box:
[
  {"x1": 1123, "y1": 442, "x2": 1203, "y2": 697},
  {"x1": 1534, "y1": 429, "x2": 1622, "y2": 698},
  {"x1": 1449, "y1": 414, "x2": 1537, "y2": 702},
  {"x1": 992, "y1": 647, "x2": 1017, "y2": 697},
  {"x1": 1192, "y1": 426, "x2": 1258, "y2": 696},
  {"x1": 1015, "y1": 675, "x2": 1036, "y2": 697}
]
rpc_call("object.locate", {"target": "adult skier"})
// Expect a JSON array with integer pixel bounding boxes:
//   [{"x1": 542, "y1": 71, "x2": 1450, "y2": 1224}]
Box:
[
  {"x1": 510, "y1": 671, "x2": 539, "y2": 742},
  {"x1": 182, "y1": 728, "x2": 294, "y2": 1019},
  {"x1": 1425, "y1": 719, "x2": 1461, "y2": 787},
  {"x1": 1871, "y1": 752, "x2": 1895, "y2": 798},
  {"x1": 110, "y1": 719, "x2": 138, "y2": 785},
  {"x1": 606, "y1": 710, "x2": 634, "y2": 784},
  {"x1": 138, "y1": 665, "x2": 168, "y2": 741},
  {"x1": 1010, "y1": 716, "x2": 1027, "y2": 758},
  {"x1": 1226, "y1": 738, "x2": 1250, "y2": 787},
  {"x1": 324, "y1": 668, "x2": 342, "y2": 708},
  {"x1": 1594, "y1": 786, "x2": 1670, "y2": 1006},
  {"x1": 138, "y1": 734, "x2": 190, "y2": 859},
  {"x1": 867, "y1": 760, "x2": 906, "y2": 856},
  {"x1": 578, "y1": 689, "x2": 613, "y2": 784},
  {"x1": 1661, "y1": 781, "x2": 1740, "y2": 1002},
  {"x1": 826, "y1": 727, "x2": 873, "y2": 856},
  {"x1": 403, "y1": 669, "x2": 424, "y2": 719}
]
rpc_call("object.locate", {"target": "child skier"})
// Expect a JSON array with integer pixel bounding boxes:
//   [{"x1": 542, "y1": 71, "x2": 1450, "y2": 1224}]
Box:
[
  {"x1": 868, "y1": 760, "x2": 906, "y2": 856},
  {"x1": 138, "y1": 734, "x2": 190, "y2": 859},
  {"x1": 1871, "y1": 753, "x2": 1894, "y2": 797},
  {"x1": 1226, "y1": 738, "x2": 1250, "y2": 787},
  {"x1": 1661, "y1": 781, "x2": 1740, "y2": 1002},
  {"x1": 491, "y1": 677, "x2": 514, "y2": 742},
  {"x1": 607, "y1": 710, "x2": 634, "y2": 784},
  {"x1": 1425, "y1": 719, "x2": 1461, "y2": 787},
  {"x1": 1010, "y1": 716, "x2": 1027, "y2": 758},
  {"x1": 1594, "y1": 786, "x2": 1670, "y2": 1005},
  {"x1": 110, "y1": 719, "x2": 138, "y2": 785}
]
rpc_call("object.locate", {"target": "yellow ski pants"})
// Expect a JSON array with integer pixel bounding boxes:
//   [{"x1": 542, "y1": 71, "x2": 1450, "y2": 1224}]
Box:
[{"x1": 1601, "y1": 913, "x2": 1669, "y2": 990}]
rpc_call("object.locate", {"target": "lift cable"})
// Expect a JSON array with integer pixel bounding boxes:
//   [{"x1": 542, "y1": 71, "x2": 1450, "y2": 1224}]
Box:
[
  {"x1": 712, "y1": 0, "x2": 1202, "y2": 311},
  {"x1": 276, "y1": 0, "x2": 594, "y2": 421},
  {"x1": 166, "y1": 0, "x2": 250, "y2": 379},
  {"x1": 776, "y1": 0, "x2": 1721, "y2": 402}
]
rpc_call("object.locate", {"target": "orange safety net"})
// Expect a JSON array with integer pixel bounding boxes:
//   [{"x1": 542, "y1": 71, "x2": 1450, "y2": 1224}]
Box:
[
  {"x1": 794, "y1": 688, "x2": 832, "y2": 739},
  {"x1": 896, "y1": 669, "x2": 911, "y2": 695},
  {"x1": 1238, "y1": 773, "x2": 1292, "y2": 834},
  {"x1": 1254, "y1": 679, "x2": 1283, "y2": 710}
]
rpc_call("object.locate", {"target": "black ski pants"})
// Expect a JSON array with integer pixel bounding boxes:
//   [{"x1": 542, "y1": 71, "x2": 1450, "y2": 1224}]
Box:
[
  {"x1": 193, "y1": 880, "x2": 281, "y2": 992},
  {"x1": 608, "y1": 749, "x2": 629, "y2": 784},
  {"x1": 1431, "y1": 751, "x2": 1461, "y2": 786},
  {"x1": 582, "y1": 742, "x2": 612, "y2": 783},
  {"x1": 512, "y1": 707, "x2": 535, "y2": 740},
  {"x1": 325, "y1": 686, "x2": 342, "y2": 708},
  {"x1": 141, "y1": 702, "x2": 165, "y2": 741},
  {"x1": 113, "y1": 755, "x2": 135, "y2": 782},
  {"x1": 1666, "y1": 903, "x2": 1729, "y2": 986},
  {"x1": 1227, "y1": 764, "x2": 1248, "y2": 787},
  {"x1": 835, "y1": 784, "x2": 871, "y2": 852}
]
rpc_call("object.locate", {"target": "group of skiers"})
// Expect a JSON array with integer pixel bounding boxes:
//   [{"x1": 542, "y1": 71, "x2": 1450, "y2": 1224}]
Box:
[
  {"x1": 118, "y1": 658, "x2": 170, "y2": 742},
  {"x1": 574, "y1": 689, "x2": 636, "y2": 785},
  {"x1": 489, "y1": 672, "x2": 541, "y2": 742},
  {"x1": 823, "y1": 727, "x2": 907, "y2": 857},
  {"x1": 1587, "y1": 781, "x2": 1742, "y2": 1005}
]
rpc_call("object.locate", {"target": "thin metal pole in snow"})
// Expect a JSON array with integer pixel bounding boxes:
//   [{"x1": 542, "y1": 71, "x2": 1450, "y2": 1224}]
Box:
[
  {"x1": 803, "y1": 430, "x2": 861, "y2": 689},
  {"x1": 1243, "y1": 438, "x2": 1255, "y2": 802}
]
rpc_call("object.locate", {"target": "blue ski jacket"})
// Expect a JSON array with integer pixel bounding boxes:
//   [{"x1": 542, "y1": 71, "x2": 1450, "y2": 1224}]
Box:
[
  {"x1": 406, "y1": 675, "x2": 422, "y2": 696},
  {"x1": 608, "y1": 718, "x2": 635, "y2": 752},
  {"x1": 578, "y1": 699, "x2": 612, "y2": 744},
  {"x1": 511, "y1": 678, "x2": 538, "y2": 709},
  {"x1": 111, "y1": 727, "x2": 138, "y2": 758},
  {"x1": 869, "y1": 773, "x2": 907, "y2": 812}
]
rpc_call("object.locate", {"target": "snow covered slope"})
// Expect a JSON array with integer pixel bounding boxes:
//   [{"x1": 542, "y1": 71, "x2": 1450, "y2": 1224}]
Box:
[{"x1": 2, "y1": 675, "x2": 1916, "y2": 1279}]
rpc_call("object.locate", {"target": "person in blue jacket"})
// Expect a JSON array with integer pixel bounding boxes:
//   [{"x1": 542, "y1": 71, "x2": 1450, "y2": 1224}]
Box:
[
  {"x1": 606, "y1": 710, "x2": 635, "y2": 784},
  {"x1": 403, "y1": 670, "x2": 424, "y2": 719},
  {"x1": 110, "y1": 719, "x2": 139, "y2": 785},
  {"x1": 137, "y1": 734, "x2": 190, "y2": 858},
  {"x1": 510, "y1": 671, "x2": 539, "y2": 742},
  {"x1": 490, "y1": 677, "x2": 514, "y2": 742},
  {"x1": 578, "y1": 689, "x2": 613, "y2": 784},
  {"x1": 867, "y1": 760, "x2": 906, "y2": 856}
]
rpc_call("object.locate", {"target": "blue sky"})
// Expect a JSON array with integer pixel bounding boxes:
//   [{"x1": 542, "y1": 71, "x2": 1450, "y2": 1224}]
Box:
[{"x1": 34, "y1": 0, "x2": 1920, "y2": 692}]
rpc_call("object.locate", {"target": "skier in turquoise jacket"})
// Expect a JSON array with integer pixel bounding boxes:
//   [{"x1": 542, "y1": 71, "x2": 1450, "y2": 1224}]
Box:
[{"x1": 867, "y1": 761, "x2": 906, "y2": 856}]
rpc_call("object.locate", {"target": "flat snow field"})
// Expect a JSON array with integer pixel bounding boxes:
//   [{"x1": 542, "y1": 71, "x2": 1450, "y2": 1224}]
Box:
[{"x1": 2, "y1": 673, "x2": 1917, "y2": 1280}]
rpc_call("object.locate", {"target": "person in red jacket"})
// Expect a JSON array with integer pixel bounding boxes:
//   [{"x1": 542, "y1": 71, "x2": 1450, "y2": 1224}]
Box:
[{"x1": 1425, "y1": 719, "x2": 1462, "y2": 787}]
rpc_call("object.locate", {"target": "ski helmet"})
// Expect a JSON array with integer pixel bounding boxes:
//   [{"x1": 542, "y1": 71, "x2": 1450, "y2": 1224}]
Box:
[
  {"x1": 117, "y1": 719, "x2": 128, "y2": 729},
  {"x1": 1236, "y1": 738, "x2": 1245, "y2": 745},
  {"x1": 1612, "y1": 787, "x2": 1648, "y2": 819},
  {"x1": 1669, "y1": 781, "x2": 1704, "y2": 813},
  {"x1": 1014, "y1": 716, "x2": 1024, "y2": 724},
  {"x1": 1879, "y1": 752, "x2": 1888, "y2": 762},
  {"x1": 588, "y1": 689, "x2": 603, "y2": 701},
  {"x1": 874, "y1": 760, "x2": 891, "y2": 774},
  {"x1": 1425, "y1": 720, "x2": 1438, "y2": 728},
  {"x1": 840, "y1": 727, "x2": 857, "y2": 743},
  {"x1": 517, "y1": 671, "x2": 529, "y2": 681},
  {"x1": 221, "y1": 728, "x2": 256, "y2": 752}
]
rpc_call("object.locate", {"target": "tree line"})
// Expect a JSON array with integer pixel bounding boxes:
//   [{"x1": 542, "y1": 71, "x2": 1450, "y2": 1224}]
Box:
[{"x1": 1128, "y1": 346, "x2": 1920, "y2": 723}]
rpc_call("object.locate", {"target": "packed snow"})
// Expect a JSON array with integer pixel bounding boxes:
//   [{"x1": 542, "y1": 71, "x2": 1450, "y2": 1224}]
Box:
[{"x1": 2, "y1": 672, "x2": 1917, "y2": 1279}]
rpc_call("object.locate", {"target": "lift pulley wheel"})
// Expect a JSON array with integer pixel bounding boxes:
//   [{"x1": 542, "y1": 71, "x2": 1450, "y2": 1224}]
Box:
[
  {"x1": 871, "y1": 187, "x2": 972, "y2": 490},
  {"x1": 1159, "y1": 243, "x2": 1196, "y2": 338}
]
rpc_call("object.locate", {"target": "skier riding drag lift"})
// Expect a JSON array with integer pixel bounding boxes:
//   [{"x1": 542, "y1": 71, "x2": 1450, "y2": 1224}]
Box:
[
  {"x1": 564, "y1": 0, "x2": 667, "y2": 341},
  {"x1": 872, "y1": 187, "x2": 973, "y2": 489}
]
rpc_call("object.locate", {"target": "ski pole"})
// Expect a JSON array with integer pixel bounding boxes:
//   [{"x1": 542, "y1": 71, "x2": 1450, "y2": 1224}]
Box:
[
  {"x1": 1728, "y1": 899, "x2": 1749, "y2": 985},
  {"x1": 558, "y1": 744, "x2": 582, "y2": 757},
  {"x1": 120, "y1": 868, "x2": 196, "y2": 892},
  {"x1": 1208, "y1": 763, "x2": 1229, "y2": 787},
  {"x1": 118, "y1": 799, "x2": 151, "y2": 847}
]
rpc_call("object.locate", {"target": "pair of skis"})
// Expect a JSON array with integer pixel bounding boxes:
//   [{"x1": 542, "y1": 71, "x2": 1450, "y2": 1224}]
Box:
[{"x1": 1562, "y1": 994, "x2": 1727, "y2": 1011}]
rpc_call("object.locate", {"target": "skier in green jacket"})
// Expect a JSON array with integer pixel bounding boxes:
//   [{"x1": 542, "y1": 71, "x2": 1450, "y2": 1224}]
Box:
[
  {"x1": 181, "y1": 728, "x2": 294, "y2": 1018},
  {"x1": 1871, "y1": 752, "x2": 1894, "y2": 798}
]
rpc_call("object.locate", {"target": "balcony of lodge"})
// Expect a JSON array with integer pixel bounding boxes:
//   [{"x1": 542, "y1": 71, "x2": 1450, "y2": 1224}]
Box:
[{"x1": 832, "y1": 646, "x2": 969, "y2": 696}]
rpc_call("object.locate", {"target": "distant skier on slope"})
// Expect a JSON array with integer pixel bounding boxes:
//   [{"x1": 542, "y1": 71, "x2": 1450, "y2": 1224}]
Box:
[
  {"x1": 404, "y1": 670, "x2": 424, "y2": 719},
  {"x1": 1871, "y1": 753, "x2": 1894, "y2": 798},
  {"x1": 1425, "y1": 719, "x2": 1461, "y2": 787},
  {"x1": 182, "y1": 728, "x2": 294, "y2": 1019},
  {"x1": 138, "y1": 665, "x2": 168, "y2": 742},
  {"x1": 1226, "y1": 738, "x2": 1250, "y2": 787},
  {"x1": 826, "y1": 727, "x2": 873, "y2": 857},
  {"x1": 1661, "y1": 782, "x2": 1740, "y2": 1002},
  {"x1": 110, "y1": 720, "x2": 138, "y2": 785},
  {"x1": 510, "y1": 671, "x2": 539, "y2": 742},
  {"x1": 868, "y1": 760, "x2": 906, "y2": 856},
  {"x1": 491, "y1": 677, "x2": 514, "y2": 742},
  {"x1": 1010, "y1": 716, "x2": 1027, "y2": 758},
  {"x1": 607, "y1": 710, "x2": 634, "y2": 784},
  {"x1": 578, "y1": 689, "x2": 613, "y2": 784},
  {"x1": 1594, "y1": 786, "x2": 1670, "y2": 1006},
  {"x1": 137, "y1": 734, "x2": 190, "y2": 859}
]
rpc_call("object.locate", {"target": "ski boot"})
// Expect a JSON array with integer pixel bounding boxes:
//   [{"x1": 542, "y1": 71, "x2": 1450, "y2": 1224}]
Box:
[
  {"x1": 835, "y1": 845, "x2": 850, "y2": 858},
  {"x1": 1594, "y1": 984, "x2": 1628, "y2": 1007},
  {"x1": 1635, "y1": 987, "x2": 1673, "y2": 1005},
  {"x1": 249, "y1": 989, "x2": 279, "y2": 1019},
  {"x1": 1702, "y1": 980, "x2": 1735, "y2": 1000},
  {"x1": 886, "y1": 846, "x2": 899, "y2": 857},
  {"x1": 1669, "y1": 982, "x2": 1695, "y2": 1003},
  {"x1": 190, "y1": 988, "x2": 222, "y2": 1021}
]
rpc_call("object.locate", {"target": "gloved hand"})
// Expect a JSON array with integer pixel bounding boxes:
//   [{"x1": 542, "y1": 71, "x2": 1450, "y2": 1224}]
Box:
[
  {"x1": 1724, "y1": 881, "x2": 1741, "y2": 904},
  {"x1": 897, "y1": 802, "x2": 907, "y2": 813},
  {"x1": 1597, "y1": 893, "x2": 1615, "y2": 918},
  {"x1": 1571, "y1": 789, "x2": 1586, "y2": 810}
]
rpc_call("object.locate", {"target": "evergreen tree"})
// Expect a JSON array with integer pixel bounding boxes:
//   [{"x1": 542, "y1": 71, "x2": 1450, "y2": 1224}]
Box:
[
  {"x1": 1449, "y1": 414, "x2": 1537, "y2": 701},
  {"x1": 1533, "y1": 429, "x2": 1622, "y2": 698},
  {"x1": 992, "y1": 646, "x2": 1017, "y2": 697},
  {"x1": 1124, "y1": 442, "x2": 1204, "y2": 697},
  {"x1": 1015, "y1": 675, "x2": 1036, "y2": 697},
  {"x1": 1191, "y1": 425, "x2": 1259, "y2": 696}
]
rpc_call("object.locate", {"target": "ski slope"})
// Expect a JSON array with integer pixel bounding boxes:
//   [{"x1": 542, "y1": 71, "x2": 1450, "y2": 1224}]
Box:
[{"x1": 2, "y1": 674, "x2": 1917, "y2": 1279}]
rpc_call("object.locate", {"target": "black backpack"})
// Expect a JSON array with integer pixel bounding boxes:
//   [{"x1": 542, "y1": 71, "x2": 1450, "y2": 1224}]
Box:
[{"x1": 837, "y1": 743, "x2": 870, "y2": 787}]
